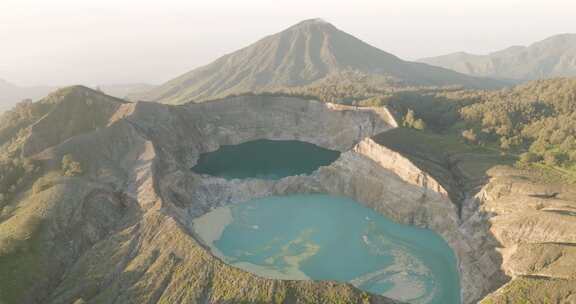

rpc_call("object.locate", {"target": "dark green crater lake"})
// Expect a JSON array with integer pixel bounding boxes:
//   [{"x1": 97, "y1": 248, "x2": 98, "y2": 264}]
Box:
[
  {"x1": 194, "y1": 194, "x2": 461, "y2": 304},
  {"x1": 191, "y1": 139, "x2": 341, "y2": 179}
]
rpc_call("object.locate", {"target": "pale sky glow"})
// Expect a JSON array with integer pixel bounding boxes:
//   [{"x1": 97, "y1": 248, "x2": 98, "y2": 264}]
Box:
[{"x1": 1, "y1": 0, "x2": 575, "y2": 86}]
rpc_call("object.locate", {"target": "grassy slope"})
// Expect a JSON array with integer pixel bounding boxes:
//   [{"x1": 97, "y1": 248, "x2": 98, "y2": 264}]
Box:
[
  {"x1": 374, "y1": 127, "x2": 515, "y2": 196},
  {"x1": 0, "y1": 218, "x2": 45, "y2": 303},
  {"x1": 0, "y1": 173, "x2": 58, "y2": 304},
  {"x1": 480, "y1": 277, "x2": 576, "y2": 304}
]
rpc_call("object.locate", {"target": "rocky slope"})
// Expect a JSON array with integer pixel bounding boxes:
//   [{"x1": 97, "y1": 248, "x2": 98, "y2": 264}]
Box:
[
  {"x1": 467, "y1": 167, "x2": 576, "y2": 303},
  {"x1": 138, "y1": 19, "x2": 502, "y2": 104},
  {"x1": 419, "y1": 33, "x2": 576, "y2": 82}
]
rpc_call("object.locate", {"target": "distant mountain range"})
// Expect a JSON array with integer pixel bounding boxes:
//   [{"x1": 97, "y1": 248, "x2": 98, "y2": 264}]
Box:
[
  {"x1": 0, "y1": 79, "x2": 154, "y2": 113},
  {"x1": 139, "y1": 19, "x2": 502, "y2": 104},
  {"x1": 0, "y1": 79, "x2": 54, "y2": 113},
  {"x1": 419, "y1": 34, "x2": 576, "y2": 82}
]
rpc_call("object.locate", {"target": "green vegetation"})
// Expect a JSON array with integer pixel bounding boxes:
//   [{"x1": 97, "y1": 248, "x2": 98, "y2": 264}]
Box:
[
  {"x1": 0, "y1": 218, "x2": 45, "y2": 304},
  {"x1": 374, "y1": 128, "x2": 515, "y2": 194},
  {"x1": 61, "y1": 154, "x2": 83, "y2": 177},
  {"x1": 480, "y1": 277, "x2": 576, "y2": 304},
  {"x1": 402, "y1": 109, "x2": 427, "y2": 130},
  {"x1": 0, "y1": 99, "x2": 53, "y2": 158},
  {"x1": 453, "y1": 79, "x2": 576, "y2": 182},
  {"x1": 0, "y1": 158, "x2": 40, "y2": 209},
  {"x1": 0, "y1": 97, "x2": 48, "y2": 210}
]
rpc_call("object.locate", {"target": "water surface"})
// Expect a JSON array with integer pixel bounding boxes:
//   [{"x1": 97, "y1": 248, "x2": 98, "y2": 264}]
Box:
[
  {"x1": 191, "y1": 140, "x2": 340, "y2": 179},
  {"x1": 194, "y1": 194, "x2": 460, "y2": 304}
]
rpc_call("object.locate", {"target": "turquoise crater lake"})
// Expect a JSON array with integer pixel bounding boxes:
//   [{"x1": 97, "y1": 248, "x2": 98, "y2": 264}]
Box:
[
  {"x1": 191, "y1": 140, "x2": 341, "y2": 179},
  {"x1": 194, "y1": 194, "x2": 461, "y2": 304}
]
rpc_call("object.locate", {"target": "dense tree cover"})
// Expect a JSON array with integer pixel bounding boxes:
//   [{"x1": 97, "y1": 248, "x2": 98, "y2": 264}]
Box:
[
  {"x1": 453, "y1": 79, "x2": 576, "y2": 167},
  {"x1": 225, "y1": 70, "x2": 462, "y2": 103}
]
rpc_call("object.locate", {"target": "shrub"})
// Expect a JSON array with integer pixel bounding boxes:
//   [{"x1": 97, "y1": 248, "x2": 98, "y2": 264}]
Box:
[
  {"x1": 529, "y1": 139, "x2": 548, "y2": 155},
  {"x1": 403, "y1": 109, "x2": 416, "y2": 127},
  {"x1": 519, "y1": 152, "x2": 541, "y2": 164},
  {"x1": 462, "y1": 129, "x2": 478, "y2": 144},
  {"x1": 500, "y1": 137, "x2": 511, "y2": 150},
  {"x1": 412, "y1": 118, "x2": 427, "y2": 130},
  {"x1": 61, "y1": 154, "x2": 83, "y2": 176}
]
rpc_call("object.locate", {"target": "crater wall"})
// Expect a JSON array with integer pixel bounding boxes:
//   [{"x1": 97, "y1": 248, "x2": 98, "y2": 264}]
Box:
[{"x1": 10, "y1": 94, "x2": 510, "y2": 304}]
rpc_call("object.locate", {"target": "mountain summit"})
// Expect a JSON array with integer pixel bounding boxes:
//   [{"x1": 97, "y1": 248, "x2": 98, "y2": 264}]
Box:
[
  {"x1": 419, "y1": 33, "x2": 576, "y2": 81},
  {"x1": 140, "y1": 19, "x2": 501, "y2": 104}
]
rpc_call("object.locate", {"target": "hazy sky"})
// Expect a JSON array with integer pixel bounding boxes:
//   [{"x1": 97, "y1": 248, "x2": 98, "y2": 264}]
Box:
[{"x1": 1, "y1": 0, "x2": 575, "y2": 86}]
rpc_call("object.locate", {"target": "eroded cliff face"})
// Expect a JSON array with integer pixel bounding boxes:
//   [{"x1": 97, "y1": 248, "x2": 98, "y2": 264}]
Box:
[
  {"x1": 351, "y1": 138, "x2": 509, "y2": 303},
  {"x1": 352, "y1": 138, "x2": 450, "y2": 197},
  {"x1": 121, "y1": 95, "x2": 396, "y2": 168},
  {"x1": 469, "y1": 168, "x2": 576, "y2": 303}
]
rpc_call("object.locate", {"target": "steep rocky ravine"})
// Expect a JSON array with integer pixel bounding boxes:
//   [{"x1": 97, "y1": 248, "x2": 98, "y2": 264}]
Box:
[{"x1": 2, "y1": 87, "x2": 574, "y2": 303}]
